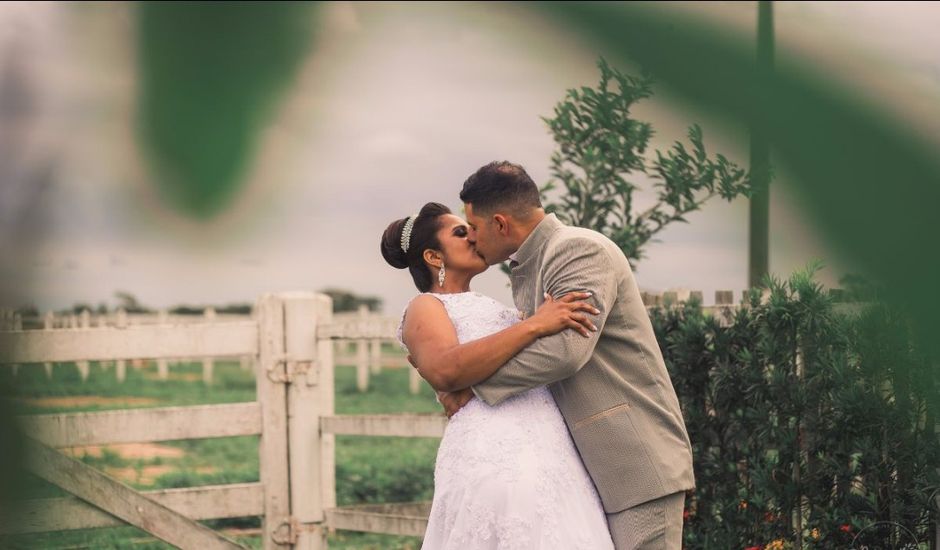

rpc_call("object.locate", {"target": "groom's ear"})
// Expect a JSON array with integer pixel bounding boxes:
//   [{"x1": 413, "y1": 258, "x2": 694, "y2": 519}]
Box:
[{"x1": 493, "y1": 214, "x2": 509, "y2": 235}]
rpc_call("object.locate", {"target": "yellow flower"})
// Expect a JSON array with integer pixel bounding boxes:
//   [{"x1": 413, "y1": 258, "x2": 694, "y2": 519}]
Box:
[
  {"x1": 811, "y1": 528, "x2": 820, "y2": 540},
  {"x1": 763, "y1": 540, "x2": 785, "y2": 550}
]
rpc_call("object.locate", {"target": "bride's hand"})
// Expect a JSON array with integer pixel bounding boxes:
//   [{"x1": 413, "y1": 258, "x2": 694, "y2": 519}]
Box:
[
  {"x1": 527, "y1": 292, "x2": 599, "y2": 338},
  {"x1": 437, "y1": 388, "x2": 474, "y2": 418}
]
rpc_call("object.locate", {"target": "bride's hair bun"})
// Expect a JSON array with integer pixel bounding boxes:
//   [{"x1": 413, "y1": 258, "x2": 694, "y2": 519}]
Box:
[
  {"x1": 380, "y1": 218, "x2": 411, "y2": 269},
  {"x1": 379, "y1": 202, "x2": 452, "y2": 292}
]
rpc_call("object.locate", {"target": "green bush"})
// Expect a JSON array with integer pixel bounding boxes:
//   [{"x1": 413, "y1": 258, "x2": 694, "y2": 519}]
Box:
[{"x1": 652, "y1": 266, "x2": 940, "y2": 548}]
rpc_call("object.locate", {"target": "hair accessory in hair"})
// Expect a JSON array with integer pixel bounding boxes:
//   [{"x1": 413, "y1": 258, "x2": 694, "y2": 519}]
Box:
[{"x1": 400, "y1": 213, "x2": 418, "y2": 253}]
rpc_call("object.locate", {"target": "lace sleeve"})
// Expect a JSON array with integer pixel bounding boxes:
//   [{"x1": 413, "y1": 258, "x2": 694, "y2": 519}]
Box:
[{"x1": 395, "y1": 305, "x2": 409, "y2": 352}]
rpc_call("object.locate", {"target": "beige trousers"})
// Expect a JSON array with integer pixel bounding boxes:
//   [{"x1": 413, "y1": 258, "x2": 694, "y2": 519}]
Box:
[{"x1": 606, "y1": 491, "x2": 685, "y2": 550}]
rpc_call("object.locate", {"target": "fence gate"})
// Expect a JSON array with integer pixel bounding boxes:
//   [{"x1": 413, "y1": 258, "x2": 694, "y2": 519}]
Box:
[
  {"x1": 0, "y1": 298, "x2": 267, "y2": 548},
  {"x1": 0, "y1": 291, "x2": 446, "y2": 549}
]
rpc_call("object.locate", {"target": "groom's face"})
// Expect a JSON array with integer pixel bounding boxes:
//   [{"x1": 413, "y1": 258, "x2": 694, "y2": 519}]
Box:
[{"x1": 464, "y1": 203, "x2": 510, "y2": 265}]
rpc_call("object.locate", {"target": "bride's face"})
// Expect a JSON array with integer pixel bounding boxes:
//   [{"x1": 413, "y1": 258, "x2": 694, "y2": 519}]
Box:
[{"x1": 430, "y1": 214, "x2": 487, "y2": 276}]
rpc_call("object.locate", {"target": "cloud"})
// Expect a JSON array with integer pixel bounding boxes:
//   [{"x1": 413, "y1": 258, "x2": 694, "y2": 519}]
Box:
[{"x1": 360, "y1": 131, "x2": 429, "y2": 158}]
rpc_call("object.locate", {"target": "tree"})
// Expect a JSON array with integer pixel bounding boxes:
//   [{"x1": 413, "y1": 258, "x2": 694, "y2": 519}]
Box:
[
  {"x1": 113, "y1": 291, "x2": 152, "y2": 314},
  {"x1": 70, "y1": 302, "x2": 94, "y2": 315},
  {"x1": 320, "y1": 288, "x2": 382, "y2": 313},
  {"x1": 540, "y1": 57, "x2": 753, "y2": 267}
]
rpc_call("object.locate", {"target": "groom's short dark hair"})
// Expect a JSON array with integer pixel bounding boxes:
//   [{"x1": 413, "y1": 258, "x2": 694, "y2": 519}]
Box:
[{"x1": 460, "y1": 161, "x2": 542, "y2": 217}]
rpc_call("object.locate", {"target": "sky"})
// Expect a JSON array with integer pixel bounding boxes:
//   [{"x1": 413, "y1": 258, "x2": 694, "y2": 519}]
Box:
[{"x1": 1, "y1": 1, "x2": 938, "y2": 316}]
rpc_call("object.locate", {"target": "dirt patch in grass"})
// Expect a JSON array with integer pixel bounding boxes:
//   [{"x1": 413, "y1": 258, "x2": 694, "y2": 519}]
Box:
[
  {"x1": 141, "y1": 371, "x2": 203, "y2": 382},
  {"x1": 103, "y1": 465, "x2": 217, "y2": 486},
  {"x1": 62, "y1": 442, "x2": 186, "y2": 460},
  {"x1": 105, "y1": 465, "x2": 173, "y2": 485}
]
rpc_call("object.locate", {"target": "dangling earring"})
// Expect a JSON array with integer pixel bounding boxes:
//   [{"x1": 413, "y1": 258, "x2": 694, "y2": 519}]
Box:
[{"x1": 438, "y1": 262, "x2": 446, "y2": 287}]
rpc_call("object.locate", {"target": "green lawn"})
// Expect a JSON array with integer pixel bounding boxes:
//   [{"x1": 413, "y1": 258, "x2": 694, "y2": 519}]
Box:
[{"x1": 0, "y1": 349, "x2": 438, "y2": 549}]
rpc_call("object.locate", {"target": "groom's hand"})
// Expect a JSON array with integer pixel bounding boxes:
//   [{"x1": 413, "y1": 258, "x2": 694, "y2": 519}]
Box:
[
  {"x1": 436, "y1": 388, "x2": 474, "y2": 418},
  {"x1": 407, "y1": 354, "x2": 474, "y2": 417}
]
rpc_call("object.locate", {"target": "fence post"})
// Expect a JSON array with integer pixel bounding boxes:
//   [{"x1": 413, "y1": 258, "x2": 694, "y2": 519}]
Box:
[
  {"x1": 241, "y1": 309, "x2": 254, "y2": 372},
  {"x1": 715, "y1": 290, "x2": 734, "y2": 327},
  {"x1": 256, "y1": 294, "x2": 291, "y2": 550},
  {"x1": 8, "y1": 311, "x2": 21, "y2": 377},
  {"x1": 715, "y1": 290, "x2": 734, "y2": 305},
  {"x1": 43, "y1": 312, "x2": 54, "y2": 378},
  {"x1": 409, "y1": 367, "x2": 421, "y2": 396},
  {"x1": 647, "y1": 293, "x2": 663, "y2": 307},
  {"x1": 318, "y1": 301, "x2": 337, "y2": 518},
  {"x1": 157, "y1": 310, "x2": 169, "y2": 380},
  {"x1": 115, "y1": 309, "x2": 127, "y2": 383},
  {"x1": 370, "y1": 339, "x2": 382, "y2": 375},
  {"x1": 284, "y1": 292, "x2": 333, "y2": 549},
  {"x1": 96, "y1": 315, "x2": 111, "y2": 371},
  {"x1": 356, "y1": 305, "x2": 369, "y2": 392},
  {"x1": 76, "y1": 310, "x2": 91, "y2": 380},
  {"x1": 202, "y1": 308, "x2": 216, "y2": 385}
]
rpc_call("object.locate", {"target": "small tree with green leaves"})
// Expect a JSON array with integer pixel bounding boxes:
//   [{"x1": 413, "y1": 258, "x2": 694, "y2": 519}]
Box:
[{"x1": 540, "y1": 58, "x2": 755, "y2": 266}]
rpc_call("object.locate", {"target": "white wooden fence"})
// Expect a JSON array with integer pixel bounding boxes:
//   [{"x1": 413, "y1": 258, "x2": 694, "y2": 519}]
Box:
[
  {"x1": 331, "y1": 305, "x2": 421, "y2": 393},
  {"x1": 2, "y1": 305, "x2": 412, "y2": 391},
  {"x1": 1, "y1": 307, "x2": 253, "y2": 384},
  {"x1": 0, "y1": 291, "x2": 444, "y2": 549},
  {"x1": 1, "y1": 288, "x2": 752, "y2": 392},
  {"x1": 325, "y1": 288, "x2": 750, "y2": 394}
]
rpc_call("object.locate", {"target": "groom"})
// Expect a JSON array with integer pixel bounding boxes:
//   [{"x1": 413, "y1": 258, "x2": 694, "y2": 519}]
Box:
[{"x1": 441, "y1": 161, "x2": 695, "y2": 549}]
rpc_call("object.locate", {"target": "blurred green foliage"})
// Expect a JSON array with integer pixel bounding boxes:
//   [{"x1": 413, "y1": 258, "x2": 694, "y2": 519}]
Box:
[{"x1": 136, "y1": 1, "x2": 314, "y2": 217}]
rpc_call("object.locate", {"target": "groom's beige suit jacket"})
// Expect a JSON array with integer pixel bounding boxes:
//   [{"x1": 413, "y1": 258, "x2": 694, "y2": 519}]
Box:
[{"x1": 472, "y1": 214, "x2": 695, "y2": 513}]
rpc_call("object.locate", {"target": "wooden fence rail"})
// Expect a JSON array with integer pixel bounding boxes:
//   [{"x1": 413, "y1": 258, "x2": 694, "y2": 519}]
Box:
[
  {"x1": 1, "y1": 306, "x2": 405, "y2": 389},
  {"x1": 0, "y1": 322, "x2": 259, "y2": 363},
  {"x1": 24, "y1": 436, "x2": 245, "y2": 549},
  {"x1": 8, "y1": 482, "x2": 265, "y2": 535},
  {"x1": 17, "y1": 402, "x2": 262, "y2": 447}
]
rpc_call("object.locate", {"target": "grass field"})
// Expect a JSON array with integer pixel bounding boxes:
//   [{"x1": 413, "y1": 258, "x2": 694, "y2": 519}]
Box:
[{"x1": 0, "y1": 347, "x2": 439, "y2": 549}]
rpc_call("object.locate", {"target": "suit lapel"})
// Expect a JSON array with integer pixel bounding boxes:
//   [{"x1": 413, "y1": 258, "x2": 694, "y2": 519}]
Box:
[
  {"x1": 508, "y1": 214, "x2": 563, "y2": 316},
  {"x1": 510, "y1": 267, "x2": 535, "y2": 316}
]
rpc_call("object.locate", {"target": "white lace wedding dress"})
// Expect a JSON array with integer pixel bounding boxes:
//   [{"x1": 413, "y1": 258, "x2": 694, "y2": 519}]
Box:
[{"x1": 398, "y1": 291, "x2": 614, "y2": 550}]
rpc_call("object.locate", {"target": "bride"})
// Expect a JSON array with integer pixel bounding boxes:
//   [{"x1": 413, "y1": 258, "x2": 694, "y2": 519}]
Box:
[{"x1": 381, "y1": 202, "x2": 615, "y2": 549}]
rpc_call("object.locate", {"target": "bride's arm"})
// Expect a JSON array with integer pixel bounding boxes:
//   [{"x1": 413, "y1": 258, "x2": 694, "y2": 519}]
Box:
[{"x1": 402, "y1": 293, "x2": 597, "y2": 393}]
